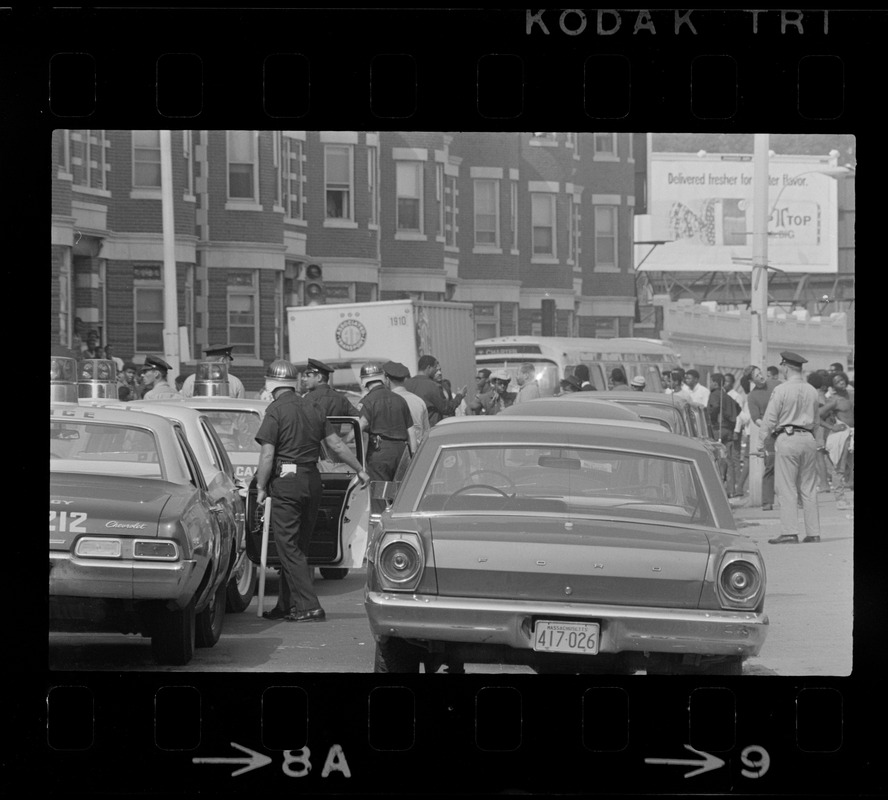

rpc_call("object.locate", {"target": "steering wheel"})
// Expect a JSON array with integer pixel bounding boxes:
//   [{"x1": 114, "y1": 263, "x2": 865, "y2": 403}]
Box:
[
  {"x1": 467, "y1": 469, "x2": 517, "y2": 492},
  {"x1": 443, "y1": 483, "x2": 511, "y2": 510}
]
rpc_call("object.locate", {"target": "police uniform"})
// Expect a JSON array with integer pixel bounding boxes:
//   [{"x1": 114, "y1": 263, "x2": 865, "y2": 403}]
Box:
[
  {"x1": 360, "y1": 368, "x2": 413, "y2": 482},
  {"x1": 255, "y1": 366, "x2": 335, "y2": 619},
  {"x1": 384, "y1": 361, "x2": 430, "y2": 448},
  {"x1": 759, "y1": 351, "x2": 822, "y2": 544},
  {"x1": 180, "y1": 345, "x2": 246, "y2": 398},
  {"x1": 304, "y1": 358, "x2": 359, "y2": 417},
  {"x1": 140, "y1": 356, "x2": 183, "y2": 400}
]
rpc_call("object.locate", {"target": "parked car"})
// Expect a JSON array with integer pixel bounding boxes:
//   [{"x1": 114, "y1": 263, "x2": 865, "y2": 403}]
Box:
[
  {"x1": 570, "y1": 391, "x2": 730, "y2": 485},
  {"x1": 364, "y1": 415, "x2": 767, "y2": 675},
  {"x1": 50, "y1": 403, "x2": 236, "y2": 665}
]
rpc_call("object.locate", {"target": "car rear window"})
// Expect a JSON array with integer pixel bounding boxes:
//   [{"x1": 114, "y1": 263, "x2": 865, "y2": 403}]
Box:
[
  {"x1": 50, "y1": 421, "x2": 163, "y2": 478},
  {"x1": 417, "y1": 444, "x2": 714, "y2": 526},
  {"x1": 202, "y1": 410, "x2": 264, "y2": 454}
]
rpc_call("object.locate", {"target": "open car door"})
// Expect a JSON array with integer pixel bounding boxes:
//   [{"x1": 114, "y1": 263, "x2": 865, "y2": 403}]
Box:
[{"x1": 245, "y1": 415, "x2": 369, "y2": 576}]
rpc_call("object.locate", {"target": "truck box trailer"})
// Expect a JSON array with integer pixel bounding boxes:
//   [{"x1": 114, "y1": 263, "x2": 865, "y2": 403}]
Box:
[{"x1": 287, "y1": 300, "x2": 476, "y2": 398}]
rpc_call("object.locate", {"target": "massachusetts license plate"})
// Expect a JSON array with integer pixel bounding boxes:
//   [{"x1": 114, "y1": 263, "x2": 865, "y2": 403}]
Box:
[{"x1": 533, "y1": 621, "x2": 600, "y2": 655}]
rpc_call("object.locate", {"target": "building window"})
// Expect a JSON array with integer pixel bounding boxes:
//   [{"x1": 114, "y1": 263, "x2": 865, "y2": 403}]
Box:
[
  {"x1": 566, "y1": 132, "x2": 578, "y2": 152},
  {"x1": 510, "y1": 181, "x2": 518, "y2": 250},
  {"x1": 445, "y1": 175, "x2": 457, "y2": 247},
  {"x1": 569, "y1": 197, "x2": 581, "y2": 263},
  {"x1": 474, "y1": 179, "x2": 499, "y2": 246},
  {"x1": 368, "y1": 146, "x2": 379, "y2": 225},
  {"x1": 133, "y1": 130, "x2": 161, "y2": 188},
  {"x1": 57, "y1": 130, "x2": 71, "y2": 175},
  {"x1": 474, "y1": 303, "x2": 499, "y2": 339},
  {"x1": 532, "y1": 193, "x2": 556, "y2": 256},
  {"x1": 227, "y1": 130, "x2": 257, "y2": 200},
  {"x1": 227, "y1": 270, "x2": 258, "y2": 358},
  {"x1": 396, "y1": 161, "x2": 423, "y2": 231},
  {"x1": 183, "y1": 130, "x2": 194, "y2": 197},
  {"x1": 436, "y1": 163, "x2": 445, "y2": 236},
  {"x1": 325, "y1": 144, "x2": 353, "y2": 219},
  {"x1": 133, "y1": 264, "x2": 164, "y2": 352},
  {"x1": 595, "y1": 206, "x2": 618, "y2": 268},
  {"x1": 273, "y1": 131, "x2": 283, "y2": 208},
  {"x1": 593, "y1": 132, "x2": 618, "y2": 158},
  {"x1": 283, "y1": 137, "x2": 304, "y2": 220},
  {"x1": 72, "y1": 130, "x2": 107, "y2": 190}
]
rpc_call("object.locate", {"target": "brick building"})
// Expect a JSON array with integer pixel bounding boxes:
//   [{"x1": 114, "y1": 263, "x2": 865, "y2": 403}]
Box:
[{"x1": 51, "y1": 130, "x2": 642, "y2": 392}]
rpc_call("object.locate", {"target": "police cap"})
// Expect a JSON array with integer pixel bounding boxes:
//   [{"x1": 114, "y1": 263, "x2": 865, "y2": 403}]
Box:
[
  {"x1": 306, "y1": 358, "x2": 335, "y2": 375},
  {"x1": 204, "y1": 344, "x2": 235, "y2": 360},
  {"x1": 382, "y1": 361, "x2": 410, "y2": 380},
  {"x1": 779, "y1": 351, "x2": 807, "y2": 367},
  {"x1": 141, "y1": 355, "x2": 172, "y2": 374}
]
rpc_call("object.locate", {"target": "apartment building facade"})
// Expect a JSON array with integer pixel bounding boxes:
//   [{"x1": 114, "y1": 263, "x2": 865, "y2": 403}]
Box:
[{"x1": 51, "y1": 130, "x2": 642, "y2": 391}]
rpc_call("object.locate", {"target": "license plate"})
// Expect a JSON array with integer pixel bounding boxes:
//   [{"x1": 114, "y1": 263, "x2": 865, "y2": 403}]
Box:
[{"x1": 533, "y1": 621, "x2": 600, "y2": 655}]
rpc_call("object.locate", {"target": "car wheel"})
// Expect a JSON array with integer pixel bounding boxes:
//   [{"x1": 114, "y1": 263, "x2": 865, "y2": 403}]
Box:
[
  {"x1": 320, "y1": 567, "x2": 349, "y2": 580},
  {"x1": 195, "y1": 580, "x2": 227, "y2": 648},
  {"x1": 373, "y1": 637, "x2": 421, "y2": 673},
  {"x1": 151, "y1": 601, "x2": 196, "y2": 665},
  {"x1": 226, "y1": 552, "x2": 258, "y2": 612}
]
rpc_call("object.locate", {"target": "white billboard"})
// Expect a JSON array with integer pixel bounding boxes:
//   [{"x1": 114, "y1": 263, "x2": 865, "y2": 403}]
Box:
[{"x1": 635, "y1": 152, "x2": 842, "y2": 274}]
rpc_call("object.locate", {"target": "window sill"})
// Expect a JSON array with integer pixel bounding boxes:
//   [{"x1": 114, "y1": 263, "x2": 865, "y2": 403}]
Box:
[
  {"x1": 57, "y1": 170, "x2": 73, "y2": 181},
  {"x1": 272, "y1": 204, "x2": 285, "y2": 214},
  {"x1": 394, "y1": 231, "x2": 427, "y2": 241},
  {"x1": 472, "y1": 246, "x2": 503, "y2": 255},
  {"x1": 73, "y1": 185, "x2": 111, "y2": 198},
  {"x1": 130, "y1": 188, "x2": 162, "y2": 200},
  {"x1": 531, "y1": 256, "x2": 560, "y2": 264},
  {"x1": 444, "y1": 245, "x2": 460, "y2": 253},
  {"x1": 225, "y1": 200, "x2": 263, "y2": 211},
  {"x1": 510, "y1": 249, "x2": 520, "y2": 256},
  {"x1": 593, "y1": 264, "x2": 620, "y2": 272},
  {"x1": 324, "y1": 219, "x2": 358, "y2": 229},
  {"x1": 183, "y1": 193, "x2": 196, "y2": 203},
  {"x1": 593, "y1": 154, "x2": 620, "y2": 162},
  {"x1": 369, "y1": 223, "x2": 380, "y2": 231},
  {"x1": 284, "y1": 217, "x2": 307, "y2": 226},
  {"x1": 435, "y1": 235, "x2": 446, "y2": 243},
  {"x1": 529, "y1": 139, "x2": 558, "y2": 147}
]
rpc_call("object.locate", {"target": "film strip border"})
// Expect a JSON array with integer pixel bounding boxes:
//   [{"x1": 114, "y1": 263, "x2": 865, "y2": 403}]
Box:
[
  {"x1": 27, "y1": 677, "x2": 867, "y2": 794},
  {"x1": 4, "y1": 8, "x2": 876, "y2": 127}
]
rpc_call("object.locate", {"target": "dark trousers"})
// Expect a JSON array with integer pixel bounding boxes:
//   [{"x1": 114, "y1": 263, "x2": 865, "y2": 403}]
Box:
[
  {"x1": 762, "y1": 435, "x2": 776, "y2": 506},
  {"x1": 367, "y1": 439, "x2": 407, "y2": 482},
  {"x1": 270, "y1": 467, "x2": 322, "y2": 613}
]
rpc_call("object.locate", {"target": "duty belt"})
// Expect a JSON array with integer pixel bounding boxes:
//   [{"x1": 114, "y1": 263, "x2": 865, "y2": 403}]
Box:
[{"x1": 774, "y1": 425, "x2": 814, "y2": 437}]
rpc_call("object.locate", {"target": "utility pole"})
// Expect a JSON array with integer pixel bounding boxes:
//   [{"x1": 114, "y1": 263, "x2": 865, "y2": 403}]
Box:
[{"x1": 160, "y1": 130, "x2": 180, "y2": 377}]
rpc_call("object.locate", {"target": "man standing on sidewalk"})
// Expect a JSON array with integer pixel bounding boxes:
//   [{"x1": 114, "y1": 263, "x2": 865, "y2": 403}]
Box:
[
  {"x1": 758, "y1": 351, "x2": 822, "y2": 545},
  {"x1": 747, "y1": 365, "x2": 776, "y2": 511}
]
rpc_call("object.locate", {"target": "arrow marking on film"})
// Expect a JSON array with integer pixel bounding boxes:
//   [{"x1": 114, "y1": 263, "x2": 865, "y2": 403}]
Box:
[
  {"x1": 192, "y1": 742, "x2": 272, "y2": 777},
  {"x1": 645, "y1": 744, "x2": 725, "y2": 778}
]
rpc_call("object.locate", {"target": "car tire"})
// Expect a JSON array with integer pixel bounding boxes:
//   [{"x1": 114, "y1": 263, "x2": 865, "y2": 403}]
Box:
[
  {"x1": 195, "y1": 580, "x2": 227, "y2": 648},
  {"x1": 373, "y1": 637, "x2": 421, "y2": 673},
  {"x1": 320, "y1": 567, "x2": 349, "y2": 580},
  {"x1": 226, "y1": 552, "x2": 258, "y2": 612},
  {"x1": 151, "y1": 601, "x2": 196, "y2": 666}
]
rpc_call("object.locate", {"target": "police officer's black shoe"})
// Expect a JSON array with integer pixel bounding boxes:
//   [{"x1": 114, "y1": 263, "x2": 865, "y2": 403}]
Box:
[
  {"x1": 802, "y1": 536, "x2": 821, "y2": 543},
  {"x1": 286, "y1": 607, "x2": 327, "y2": 622},
  {"x1": 768, "y1": 534, "x2": 799, "y2": 545},
  {"x1": 262, "y1": 606, "x2": 288, "y2": 620}
]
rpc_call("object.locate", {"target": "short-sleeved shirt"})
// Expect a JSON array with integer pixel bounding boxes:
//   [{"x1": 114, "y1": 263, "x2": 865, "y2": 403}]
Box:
[
  {"x1": 360, "y1": 384, "x2": 413, "y2": 441},
  {"x1": 759, "y1": 376, "x2": 820, "y2": 440},
  {"x1": 255, "y1": 390, "x2": 334, "y2": 464},
  {"x1": 180, "y1": 371, "x2": 246, "y2": 399},
  {"x1": 307, "y1": 382, "x2": 359, "y2": 417},
  {"x1": 392, "y1": 385, "x2": 430, "y2": 442},
  {"x1": 142, "y1": 381, "x2": 182, "y2": 401}
]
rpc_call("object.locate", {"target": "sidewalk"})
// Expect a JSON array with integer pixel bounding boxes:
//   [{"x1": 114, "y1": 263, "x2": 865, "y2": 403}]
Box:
[{"x1": 730, "y1": 488, "x2": 854, "y2": 531}]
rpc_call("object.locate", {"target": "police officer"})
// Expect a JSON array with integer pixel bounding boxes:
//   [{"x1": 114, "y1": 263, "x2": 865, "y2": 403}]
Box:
[
  {"x1": 758, "y1": 351, "x2": 822, "y2": 544},
  {"x1": 383, "y1": 361, "x2": 429, "y2": 451},
  {"x1": 358, "y1": 363, "x2": 417, "y2": 482},
  {"x1": 303, "y1": 358, "x2": 358, "y2": 417},
  {"x1": 180, "y1": 344, "x2": 246, "y2": 398},
  {"x1": 255, "y1": 360, "x2": 369, "y2": 621},
  {"x1": 139, "y1": 356, "x2": 183, "y2": 400}
]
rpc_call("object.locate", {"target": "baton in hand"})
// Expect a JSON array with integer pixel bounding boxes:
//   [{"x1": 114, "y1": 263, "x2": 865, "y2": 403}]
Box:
[{"x1": 256, "y1": 497, "x2": 272, "y2": 618}]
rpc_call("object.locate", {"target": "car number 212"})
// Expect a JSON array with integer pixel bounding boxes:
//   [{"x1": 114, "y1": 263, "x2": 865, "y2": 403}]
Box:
[{"x1": 49, "y1": 511, "x2": 87, "y2": 533}]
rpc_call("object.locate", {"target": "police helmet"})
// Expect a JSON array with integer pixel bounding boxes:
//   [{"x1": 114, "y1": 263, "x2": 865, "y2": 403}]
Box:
[
  {"x1": 265, "y1": 359, "x2": 300, "y2": 392},
  {"x1": 359, "y1": 362, "x2": 385, "y2": 388}
]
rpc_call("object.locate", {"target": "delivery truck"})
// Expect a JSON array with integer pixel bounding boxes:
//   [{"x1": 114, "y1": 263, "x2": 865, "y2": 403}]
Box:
[{"x1": 287, "y1": 300, "x2": 476, "y2": 398}]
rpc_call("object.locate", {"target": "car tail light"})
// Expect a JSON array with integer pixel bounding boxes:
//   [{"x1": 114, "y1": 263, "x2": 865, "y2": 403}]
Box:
[
  {"x1": 133, "y1": 540, "x2": 179, "y2": 560},
  {"x1": 376, "y1": 532, "x2": 424, "y2": 591},
  {"x1": 717, "y1": 551, "x2": 765, "y2": 610},
  {"x1": 74, "y1": 538, "x2": 121, "y2": 558}
]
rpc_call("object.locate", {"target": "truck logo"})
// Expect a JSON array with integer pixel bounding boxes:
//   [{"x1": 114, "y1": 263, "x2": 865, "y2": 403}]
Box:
[{"x1": 336, "y1": 319, "x2": 368, "y2": 352}]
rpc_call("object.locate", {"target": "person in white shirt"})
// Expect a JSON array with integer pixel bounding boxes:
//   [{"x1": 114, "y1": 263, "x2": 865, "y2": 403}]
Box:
[
  {"x1": 180, "y1": 344, "x2": 246, "y2": 398},
  {"x1": 383, "y1": 361, "x2": 429, "y2": 454},
  {"x1": 683, "y1": 369, "x2": 710, "y2": 406},
  {"x1": 665, "y1": 367, "x2": 693, "y2": 401},
  {"x1": 515, "y1": 363, "x2": 542, "y2": 403}
]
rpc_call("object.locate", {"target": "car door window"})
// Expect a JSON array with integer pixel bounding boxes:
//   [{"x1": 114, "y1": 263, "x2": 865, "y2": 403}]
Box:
[
  {"x1": 173, "y1": 425, "x2": 206, "y2": 489},
  {"x1": 200, "y1": 418, "x2": 235, "y2": 478}
]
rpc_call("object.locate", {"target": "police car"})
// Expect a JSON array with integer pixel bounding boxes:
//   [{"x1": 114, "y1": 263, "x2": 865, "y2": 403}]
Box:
[{"x1": 50, "y1": 357, "x2": 236, "y2": 665}]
